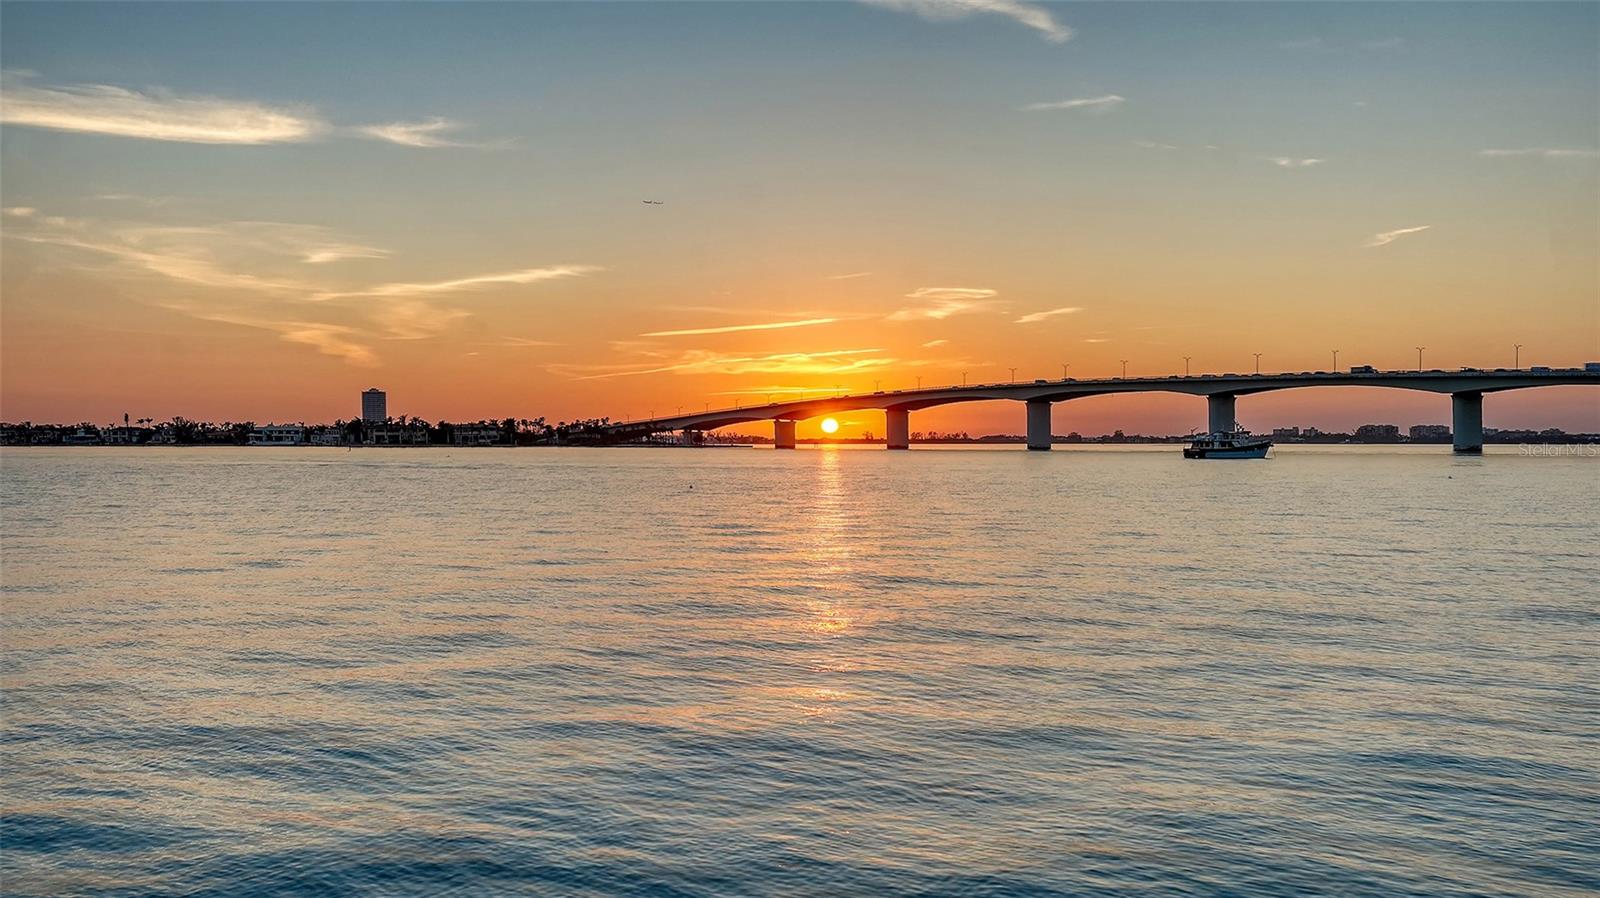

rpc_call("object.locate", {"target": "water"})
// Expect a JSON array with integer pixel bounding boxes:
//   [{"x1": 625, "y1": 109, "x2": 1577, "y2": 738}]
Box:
[{"x1": 3, "y1": 445, "x2": 1597, "y2": 897}]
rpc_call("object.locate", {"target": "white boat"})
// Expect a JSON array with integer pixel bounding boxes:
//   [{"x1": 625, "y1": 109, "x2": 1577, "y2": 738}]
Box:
[{"x1": 1184, "y1": 429, "x2": 1272, "y2": 459}]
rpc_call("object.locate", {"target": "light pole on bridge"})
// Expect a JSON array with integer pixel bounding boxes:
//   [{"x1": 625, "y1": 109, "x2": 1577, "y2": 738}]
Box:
[
  {"x1": 1332, "y1": 349, "x2": 1339, "y2": 372},
  {"x1": 1183, "y1": 356, "x2": 1191, "y2": 376},
  {"x1": 916, "y1": 376, "x2": 922, "y2": 389},
  {"x1": 1061, "y1": 363, "x2": 1071, "y2": 379},
  {"x1": 1009, "y1": 367, "x2": 1017, "y2": 383},
  {"x1": 1254, "y1": 352, "x2": 1262, "y2": 375},
  {"x1": 961, "y1": 371, "x2": 968, "y2": 386},
  {"x1": 1415, "y1": 346, "x2": 1425, "y2": 372},
  {"x1": 1120, "y1": 359, "x2": 1129, "y2": 378},
  {"x1": 1514, "y1": 344, "x2": 1522, "y2": 370}
]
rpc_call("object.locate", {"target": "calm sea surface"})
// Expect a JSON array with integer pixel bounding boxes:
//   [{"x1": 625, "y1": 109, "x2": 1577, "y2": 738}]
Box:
[{"x1": 3, "y1": 446, "x2": 1597, "y2": 897}]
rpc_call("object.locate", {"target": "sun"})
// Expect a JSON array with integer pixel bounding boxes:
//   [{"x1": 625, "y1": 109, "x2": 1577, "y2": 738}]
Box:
[{"x1": 819, "y1": 418, "x2": 840, "y2": 434}]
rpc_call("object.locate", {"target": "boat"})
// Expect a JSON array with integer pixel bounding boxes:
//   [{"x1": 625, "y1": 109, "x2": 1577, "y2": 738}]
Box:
[{"x1": 1184, "y1": 428, "x2": 1272, "y2": 459}]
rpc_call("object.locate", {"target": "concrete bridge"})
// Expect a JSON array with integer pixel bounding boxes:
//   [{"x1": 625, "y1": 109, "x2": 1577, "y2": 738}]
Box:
[{"x1": 603, "y1": 367, "x2": 1600, "y2": 453}]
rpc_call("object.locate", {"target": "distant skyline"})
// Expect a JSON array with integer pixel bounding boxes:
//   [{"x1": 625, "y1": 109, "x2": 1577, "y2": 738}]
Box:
[{"x1": 3, "y1": 1, "x2": 1596, "y2": 437}]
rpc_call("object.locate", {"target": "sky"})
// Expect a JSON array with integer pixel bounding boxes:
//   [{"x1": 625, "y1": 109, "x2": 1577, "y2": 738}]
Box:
[{"x1": 2, "y1": 1, "x2": 1597, "y2": 437}]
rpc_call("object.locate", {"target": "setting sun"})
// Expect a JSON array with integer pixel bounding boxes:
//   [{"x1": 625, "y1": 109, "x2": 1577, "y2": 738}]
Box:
[{"x1": 820, "y1": 418, "x2": 840, "y2": 435}]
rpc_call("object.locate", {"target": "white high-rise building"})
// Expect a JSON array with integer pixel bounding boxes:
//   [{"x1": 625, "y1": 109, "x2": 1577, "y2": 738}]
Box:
[{"x1": 361, "y1": 388, "x2": 387, "y2": 422}]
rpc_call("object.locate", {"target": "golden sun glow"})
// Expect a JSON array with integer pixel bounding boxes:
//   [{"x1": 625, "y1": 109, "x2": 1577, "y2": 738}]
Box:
[{"x1": 819, "y1": 418, "x2": 840, "y2": 434}]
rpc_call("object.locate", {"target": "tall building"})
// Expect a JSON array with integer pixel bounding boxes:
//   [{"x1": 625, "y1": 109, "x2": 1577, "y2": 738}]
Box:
[{"x1": 361, "y1": 388, "x2": 387, "y2": 422}]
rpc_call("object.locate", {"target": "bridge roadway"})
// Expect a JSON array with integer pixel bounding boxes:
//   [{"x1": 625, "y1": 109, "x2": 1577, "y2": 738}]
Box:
[{"x1": 603, "y1": 367, "x2": 1600, "y2": 453}]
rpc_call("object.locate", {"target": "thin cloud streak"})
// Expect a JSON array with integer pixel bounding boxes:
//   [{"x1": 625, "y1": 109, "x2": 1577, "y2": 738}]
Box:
[
  {"x1": 1479, "y1": 147, "x2": 1598, "y2": 159},
  {"x1": 0, "y1": 73, "x2": 323, "y2": 144},
  {"x1": 561, "y1": 348, "x2": 897, "y2": 380},
  {"x1": 1366, "y1": 225, "x2": 1431, "y2": 248},
  {"x1": 1020, "y1": 95, "x2": 1124, "y2": 113},
  {"x1": 356, "y1": 117, "x2": 495, "y2": 149},
  {"x1": 861, "y1": 0, "x2": 1073, "y2": 43},
  {"x1": 826, "y1": 271, "x2": 874, "y2": 280},
  {"x1": 890, "y1": 287, "x2": 1001, "y2": 321},
  {"x1": 1267, "y1": 157, "x2": 1324, "y2": 168},
  {"x1": 641, "y1": 318, "x2": 840, "y2": 338},
  {"x1": 1015, "y1": 306, "x2": 1082, "y2": 324},
  {"x1": 312, "y1": 265, "x2": 600, "y2": 301}
]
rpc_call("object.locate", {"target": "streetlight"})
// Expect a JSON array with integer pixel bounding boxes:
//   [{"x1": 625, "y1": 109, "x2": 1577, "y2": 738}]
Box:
[
  {"x1": 1415, "y1": 346, "x2": 1425, "y2": 372},
  {"x1": 1514, "y1": 344, "x2": 1522, "y2": 370},
  {"x1": 874, "y1": 380, "x2": 880, "y2": 392},
  {"x1": 1009, "y1": 367, "x2": 1017, "y2": 382},
  {"x1": 1061, "y1": 363, "x2": 1071, "y2": 379},
  {"x1": 1253, "y1": 352, "x2": 1262, "y2": 375},
  {"x1": 1183, "y1": 356, "x2": 1191, "y2": 376},
  {"x1": 1332, "y1": 349, "x2": 1339, "y2": 372},
  {"x1": 916, "y1": 376, "x2": 922, "y2": 389},
  {"x1": 1120, "y1": 359, "x2": 1129, "y2": 378},
  {"x1": 961, "y1": 371, "x2": 969, "y2": 386}
]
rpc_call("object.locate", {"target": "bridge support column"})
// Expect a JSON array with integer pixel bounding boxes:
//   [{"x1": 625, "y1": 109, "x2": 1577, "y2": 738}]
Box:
[
  {"x1": 1026, "y1": 400, "x2": 1052, "y2": 451},
  {"x1": 1452, "y1": 393, "x2": 1483, "y2": 453},
  {"x1": 773, "y1": 419, "x2": 797, "y2": 450},
  {"x1": 886, "y1": 408, "x2": 910, "y2": 450},
  {"x1": 1208, "y1": 394, "x2": 1236, "y2": 434}
]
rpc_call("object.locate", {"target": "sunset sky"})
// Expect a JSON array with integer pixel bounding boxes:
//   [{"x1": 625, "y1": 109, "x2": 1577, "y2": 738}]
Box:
[{"x1": 3, "y1": 1, "x2": 1597, "y2": 436}]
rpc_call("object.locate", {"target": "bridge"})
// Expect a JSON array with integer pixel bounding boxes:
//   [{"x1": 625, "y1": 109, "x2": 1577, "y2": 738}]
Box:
[{"x1": 602, "y1": 367, "x2": 1600, "y2": 453}]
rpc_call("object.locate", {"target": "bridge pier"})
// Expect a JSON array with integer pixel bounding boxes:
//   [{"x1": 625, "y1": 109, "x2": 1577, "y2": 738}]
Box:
[
  {"x1": 1452, "y1": 393, "x2": 1483, "y2": 453},
  {"x1": 1026, "y1": 400, "x2": 1052, "y2": 451},
  {"x1": 773, "y1": 419, "x2": 797, "y2": 450},
  {"x1": 1207, "y1": 394, "x2": 1237, "y2": 433},
  {"x1": 886, "y1": 408, "x2": 910, "y2": 450}
]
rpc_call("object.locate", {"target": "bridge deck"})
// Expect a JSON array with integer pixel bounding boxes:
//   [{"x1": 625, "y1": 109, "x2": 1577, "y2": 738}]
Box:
[{"x1": 606, "y1": 367, "x2": 1600, "y2": 435}]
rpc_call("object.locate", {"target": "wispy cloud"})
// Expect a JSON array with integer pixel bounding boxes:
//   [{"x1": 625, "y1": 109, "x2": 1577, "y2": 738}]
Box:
[
  {"x1": 356, "y1": 117, "x2": 495, "y2": 149},
  {"x1": 1015, "y1": 306, "x2": 1082, "y2": 324},
  {"x1": 1083, "y1": 337, "x2": 1109, "y2": 343},
  {"x1": 1266, "y1": 157, "x2": 1324, "y2": 168},
  {"x1": 861, "y1": 0, "x2": 1072, "y2": 43},
  {"x1": 1479, "y1": 147, "x2": 1599, "y2": 160},
  {"x1": 301, "y1": 243, "x2": 390, "y2": 264},
  {"x1": 312, "y1": 265, "x2": 600, "y2": 301},
  {"x1": 889, "y1": 287, "x2": 1001, "y2": 321},
  {"x1": 826, "y1": 271, "x2": 874, "y2": 280},
  {"x1": 1133, "y1": 139, "x2": 1178, "y2": 150},
  {"x1": 3, "y1": 206, "x2": 37, "y2": 218},
  {"x1": 6, "y1": 208, "x2": 589, "y2": 363},
  {"x1": 0, "y1": 72, "x2": 323, "y2": 144},
  {"x1": 1020, "y1": 94, "x2": 1124, "y2": 113},
  {"x1": 274, "y1": 322, "x2": 379, "y2": 366},
  {"x1": 641, "y1": 317, "x2": 839, "y2": 338},
  {"x1": 923, "y1": 339, "x2": 949, "y2": 348},
  {"x1": 560, "y1": 348, "x2": 897, "y2": 380},
  {"x1": 1365, "y1": 225, "x2": 1431, "y2": 248}
]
